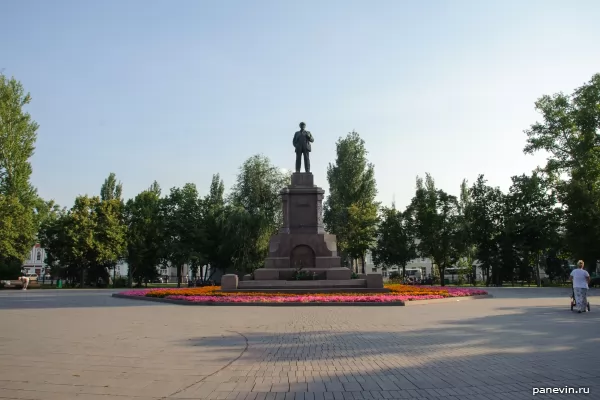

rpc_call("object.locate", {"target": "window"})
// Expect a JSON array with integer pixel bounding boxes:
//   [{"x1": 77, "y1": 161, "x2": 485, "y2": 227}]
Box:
[
  {"x1": 36, "y1": 250, "x2": 42, "y2": 261},
  {"x1": 371, "y1": 267, "x2": 378, "y2": 272}
]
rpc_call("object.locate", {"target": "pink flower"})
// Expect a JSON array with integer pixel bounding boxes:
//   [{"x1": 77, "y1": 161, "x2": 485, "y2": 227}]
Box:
[
  {"x1": 163, "y1": 294, "x2": 444, "y2": 303},
  {"x1": 117, "y1": 285, "x2": 487, "y2": 304}
]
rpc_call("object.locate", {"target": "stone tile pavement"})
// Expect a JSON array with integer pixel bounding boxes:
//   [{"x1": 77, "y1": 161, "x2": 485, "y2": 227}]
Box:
[{"x1": 0, "y1": 288, "x2": 598, "y2": 399}]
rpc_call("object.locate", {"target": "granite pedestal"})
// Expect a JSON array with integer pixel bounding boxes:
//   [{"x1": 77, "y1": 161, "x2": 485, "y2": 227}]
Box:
[{"x1": 222, "y1": 172, "x2": 386, "y2": 293}]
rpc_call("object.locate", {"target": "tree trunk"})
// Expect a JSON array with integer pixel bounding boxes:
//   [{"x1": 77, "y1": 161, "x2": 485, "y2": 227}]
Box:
[
  {"x1": 440, "y1": 265, "x2": 445, "y2": 287},
  {"x1": 80, "y1": 266, "x2": 85, "y2": 289},
  {"x1": 128, "y1": 264, "x2": 133, "y2": 288},
  {"x1": 361, "y1": 254, "x2": 366, "y2": 274},
  {"x1": 402, "y1": 265, "x2": 406, "y2": 281},
  {"x1": 536, "y1": 252, "x2": 542, "y2": 287},
  {"x1": 177, "y1": 265, "x2": 181, "y2": 288}
]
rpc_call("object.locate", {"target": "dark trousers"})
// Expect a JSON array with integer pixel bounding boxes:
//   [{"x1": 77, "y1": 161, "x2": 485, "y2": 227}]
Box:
[{"x1": 295, "y1": 151, "x2": 310, "y2": 173}]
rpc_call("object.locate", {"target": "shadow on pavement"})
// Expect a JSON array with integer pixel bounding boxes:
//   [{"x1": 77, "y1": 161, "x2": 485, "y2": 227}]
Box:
[{"x1": 175, "y1": 305, "x2": 600, "y2": 397}]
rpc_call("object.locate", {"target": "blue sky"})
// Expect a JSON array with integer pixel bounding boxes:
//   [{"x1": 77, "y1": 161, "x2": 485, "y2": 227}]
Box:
[{"x1": 2, "y1": 0, "x2": 600, "y2": 209}]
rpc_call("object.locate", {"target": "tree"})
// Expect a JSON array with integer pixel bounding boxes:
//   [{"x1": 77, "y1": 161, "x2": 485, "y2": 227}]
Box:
[
  {"x1": 466, "y1": 175, "x2": 505, "y2": 286},
  {"x1": 200, "y1": 174, "x2": 229, "y2": 281},
  {"x1": 324, "y1": 131, "x2": 378, "y2": 267},
  {"x1": 222, "y1": 205, "x2": 272, "y2": 274},
  {"x1": 39, "y1": 189, "x2": 126, "y2": 287},
  {"x1": 524, "y1": 73, "x2": 600, "y2": 273},
  {"x1": 455, "y1": 179, "x2": 476, "y2": 284},
  {"x1": 92, "y1": 196, "x2": 127, "y2": 285},
  {"x1": 227, "y1": 155, "x2": 289, "y2": 274},
  {"x1": 33, "y1": 198, "x2": 64, "y2": 238},
  {"x1": 372, "y1": 204, "x2": 417, "y2": 279},
  {"x1": 100, "y1": 172, "x2": 123, "y2": 201},
  {"x1": 505, "y1": 171, "x2": 562, "y2": 286},
  {"x1": 230, "y1": 155, "x2": 289, "y2": 224},
  {"x1": 65, "y1": 196, "x2": 100, "y2": 287},
  {"x1": 206, "y1": 173, "x2": 225, "y2": 208},
  {"x1": 408, "y1": 174, "x2": 461, "y2": 286},
  {"x1": 0, "y1": 195, "x2": 34, "y2": 274},
  {"x1": 345, "y1": 201, "x2": 379, "y2": 273},
  {"x1": 0, "y1": 74, "x2": 39, "y2": 274},
  {"x1": 161, "y1": 183, "x2": 204, "y2": 287},
  {"x1": 93, "y1": 173, "x2": 127, "y2": 285},
  {"x1": 125, "y1": 183, "x2": 163, "y2": 287},
  {"x1": 38, "y1": 207, "x2": 69, "y2": 280}
]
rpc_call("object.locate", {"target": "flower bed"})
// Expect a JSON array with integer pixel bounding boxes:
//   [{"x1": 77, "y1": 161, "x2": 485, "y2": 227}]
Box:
[{"x1": 118, "y1": 285, "x2": 487, "y2": 304}]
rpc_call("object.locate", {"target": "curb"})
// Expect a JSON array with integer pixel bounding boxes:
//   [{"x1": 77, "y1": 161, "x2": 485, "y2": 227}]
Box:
[
  {"x1": 112, "y1": 293, "x2": 492, "y2": 306},
  {"x1": 402, "y1": 294, "x2": 493, "y2": 305},
  {"x1": 111, "y1": 293, "x2": 406, "y2": 306}
]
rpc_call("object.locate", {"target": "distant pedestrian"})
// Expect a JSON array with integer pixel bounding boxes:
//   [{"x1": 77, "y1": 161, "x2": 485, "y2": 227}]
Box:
[
  {"x1": 570, "y1": 260, "x2": 590, "y2": 313},
  {"x1": 20, "y1": 276, "x2": 29, "y2": 290}
]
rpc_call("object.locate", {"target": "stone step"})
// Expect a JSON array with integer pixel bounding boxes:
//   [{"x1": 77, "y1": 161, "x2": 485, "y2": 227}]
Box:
[
  {"x1": 238, "y1": 279, "x2": 367, "y2": 290},
  {"x1": 221, "y1": 287, "x2": 391, "y2": 294}
]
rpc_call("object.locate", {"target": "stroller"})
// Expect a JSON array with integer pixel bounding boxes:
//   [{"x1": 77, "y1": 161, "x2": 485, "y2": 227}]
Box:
[{"x1": 570, "y1": 288, "x2": 591, "y2": 312}]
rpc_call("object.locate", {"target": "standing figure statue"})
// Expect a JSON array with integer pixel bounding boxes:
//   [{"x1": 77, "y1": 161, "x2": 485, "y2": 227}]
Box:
[{"x1": 293, "y1": 122, "x2": 314, "y2": 173}]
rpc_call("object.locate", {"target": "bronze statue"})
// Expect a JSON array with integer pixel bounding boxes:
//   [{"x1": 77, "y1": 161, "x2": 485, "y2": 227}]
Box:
[{"x1": 292, "y1": 122, "x2": 314, "y2": 173}]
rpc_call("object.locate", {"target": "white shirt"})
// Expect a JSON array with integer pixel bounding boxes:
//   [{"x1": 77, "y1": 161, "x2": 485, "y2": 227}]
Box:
[{"x1": 570, "y1": 268, "x2": 590, "y2": 289}]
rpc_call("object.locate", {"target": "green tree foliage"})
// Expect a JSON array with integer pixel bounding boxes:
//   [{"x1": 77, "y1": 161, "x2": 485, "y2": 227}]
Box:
[
  {"x1": 38, "y1": 177, "x2": 126, "y2": 287},
  {"x1": 408, "y1": 174, "x2": 461, "y2": 286},
  {"x1": 33, "y1": 198, "x2": 63, "y2": 238},
  {"x1": 125, "y1": 182, "x2": 163, "y2": 286},
  {"x1": 222, "y1": 205, "x2": 271, "y2": 274},
  {"x1": 455, "y1": 179, "x2": 476, "y2": 283},
  {"x1": 94, "y1": 173, "x2": 127, "y2": 284},
  {"x1": 504, "y1": 172, "x2": 562, "y2": 286},
  {"x1": 227, "y1": 155, "x2": 289, "y2": 274},
  {"x1": 161, "y1": 183, "x2": 204, "y2": 287},
  {"x1": 200, "y1": 174, "x2": 229, "y2": 281},
  {"x1": 0, "y1": 195, "x2": 34, "y2": 275},
  {"x1": 345, "y1": 201, "x2": 379, "y2": 273},
  {"x1": 372, "y1": 204, "x2": 417, "y2": 278},
  {"x1": 100, "y1": 172, "x2": 123, "y2": 201},
  {"x1": 64, "y1": 196, "x2": 100, "y2": 286},
  {"x1": 0, "y1": 74, "x2": 39, "y2": 275},
  {"x1": 324, "y1": 131, "x2": 378, "y2": 266},
  {"x1": 38, "y1": 207, "x2": 69, "y2": 279},
  {"x1": 524, "y1": 73, "x2": 600, "y2": 272},
  {"x1": 466, "y1": 175, "x2": 505, "y2": 286},
  {"x1": 230, "y1": 155, "x2": 289, "y2": 224}
]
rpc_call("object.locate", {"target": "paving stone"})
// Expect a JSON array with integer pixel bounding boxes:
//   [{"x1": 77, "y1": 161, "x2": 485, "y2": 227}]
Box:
[{"x1": 1, "y1": 288, "x2": 599, "y2": 400}]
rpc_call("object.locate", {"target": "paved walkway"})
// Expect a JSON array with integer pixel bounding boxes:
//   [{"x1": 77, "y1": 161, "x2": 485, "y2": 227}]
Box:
[{"x1": 0, "y1": 288, "x2": 598, "y2": 399}]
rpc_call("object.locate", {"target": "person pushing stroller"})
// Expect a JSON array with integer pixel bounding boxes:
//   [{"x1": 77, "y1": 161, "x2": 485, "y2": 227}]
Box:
[{"x1": 569, "y1": 260, "x2": 590, "y2": 313}]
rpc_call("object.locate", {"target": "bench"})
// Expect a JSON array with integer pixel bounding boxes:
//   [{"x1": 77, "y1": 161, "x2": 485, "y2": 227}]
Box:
[{"x1": 1, "y1": 279, "x2": 41, "y2": 289}]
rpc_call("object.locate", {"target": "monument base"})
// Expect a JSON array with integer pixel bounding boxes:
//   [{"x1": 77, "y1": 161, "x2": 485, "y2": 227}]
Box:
[
  {"x1": 254, "y1": 267, "x2": 351, "y2": 281},
  {"x1": 219, "y1": 168, "x2": 387, "y2": 294},
  {"x1": 220, "y1": 273, "x2": 386, "y2": 293}
]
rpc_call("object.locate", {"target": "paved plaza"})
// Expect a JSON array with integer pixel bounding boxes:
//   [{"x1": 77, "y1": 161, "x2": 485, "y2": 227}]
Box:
[{"x1": 0, "y1": 288, "x2": 598, "y2": 400}]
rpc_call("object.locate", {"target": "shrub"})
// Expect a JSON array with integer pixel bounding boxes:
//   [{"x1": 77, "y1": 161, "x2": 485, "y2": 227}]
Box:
[
  {"x1": 389, "y1": 271, "x2": 401, "y2": 280},
  {"x1": 112, "y1": 276, "x2": 128, "y2": 288}
]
